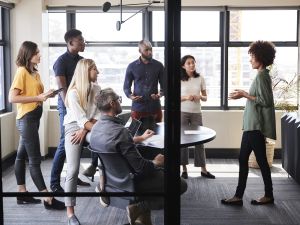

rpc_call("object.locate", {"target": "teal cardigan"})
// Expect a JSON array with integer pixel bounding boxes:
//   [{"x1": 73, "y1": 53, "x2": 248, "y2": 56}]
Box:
[{"x1": 242, "y1": 69, "x2": 276, "y2": 140}]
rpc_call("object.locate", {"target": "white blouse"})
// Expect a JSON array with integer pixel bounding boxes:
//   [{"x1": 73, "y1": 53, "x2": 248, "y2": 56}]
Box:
[
  {"x1": 181, "y1": 75, "x2": 206, "y2": 113},
  {"x1": 64, "y1": 83, "x2": 101, "y2": 128}
]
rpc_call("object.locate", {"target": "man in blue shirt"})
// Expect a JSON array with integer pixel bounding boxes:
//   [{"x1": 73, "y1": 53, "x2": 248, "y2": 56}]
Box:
[
  {"x1": 50, "y1": 29, "x2": 90, "y2": 193},
  {"x1": 123, "y1": 40, "x2": 164, "y2": 122}
]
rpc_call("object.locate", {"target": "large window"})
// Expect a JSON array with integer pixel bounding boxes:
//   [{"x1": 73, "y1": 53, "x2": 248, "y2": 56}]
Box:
[
  {"x1": 48, "y1": 8, "x2": 299, "y2": 109},
  {"x1": 0, "y1": 6, "x2": 12, "y2": 112},
  {"x1": 228, "y1": 9, "x2": 298, "y2": 107}
]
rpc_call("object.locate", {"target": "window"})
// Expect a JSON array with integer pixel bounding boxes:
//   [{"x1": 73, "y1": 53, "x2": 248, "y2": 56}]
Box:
[
  {"x1": 0, "y1": 6, "x2": 12, "y2": 112},
  {"x1": 228, "y1": 9, "x2": 298, "y2": 107},
  {"x1": 48, "y1": 8, "x2": 299, "y2": 110}
]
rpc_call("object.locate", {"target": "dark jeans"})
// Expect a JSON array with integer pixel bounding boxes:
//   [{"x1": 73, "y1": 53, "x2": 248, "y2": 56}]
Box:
[
  {"x1": 50, "y1": 101, "x2": 66, "y2": 186},
  {"x1": 235, "y1": 130, "x2": 273, "y2": 199},
  {"x1": 15, "y1": 106, "x2": 47, "y2": 191}
]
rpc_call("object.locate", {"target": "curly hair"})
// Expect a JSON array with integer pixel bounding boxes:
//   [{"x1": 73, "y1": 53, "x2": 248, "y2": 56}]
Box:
[{"x1": 248, "y1": 40, "x2": 276, "y2": 67}]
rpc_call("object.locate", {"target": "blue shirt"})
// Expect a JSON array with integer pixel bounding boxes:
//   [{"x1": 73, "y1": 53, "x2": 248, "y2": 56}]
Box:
[
  {"x1": 123, "y1": 57, "x2": 164, "y2": 112},
  {"x1": 53, "y1": 50, "x2": 83, "y2": 105}
]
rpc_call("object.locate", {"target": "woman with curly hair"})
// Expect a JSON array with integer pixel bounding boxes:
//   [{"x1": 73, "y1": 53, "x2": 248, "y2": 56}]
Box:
[{"x1": 221, "y1": 40, "x2": 276, "y2": 206}]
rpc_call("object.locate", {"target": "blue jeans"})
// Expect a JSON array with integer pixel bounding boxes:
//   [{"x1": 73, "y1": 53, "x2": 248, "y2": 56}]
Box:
[
  {"x1": 15, "y1": 106, "x2": 47, "y2": 191},
  {"x1": 50, "y1": 100, "x2": 66, "y2": 186}
]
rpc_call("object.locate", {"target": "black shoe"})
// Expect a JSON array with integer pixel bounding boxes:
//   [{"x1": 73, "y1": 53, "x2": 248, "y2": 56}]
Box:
[
  {"x1": 77, "y1": 178, "x2": 90, "y2": 187},
  {"x1": 221, "y1": 198, "x2": 243, "y2": 206},
  {"x1": 50, "y1": 184, "x2": 64, "y2": 193},
  {"x1": 201, "y1": 171, "x2": 215, "y2": 179},
  {"x1": 44, "y1": 198, "x2": 66, "y2": 210},
  {"x1": 181, "y1": 172, "x2": 188, "y2": 179},
  {"x1": 251, "y1": 197, "x2": 274, "y2": 205},
  {"x1": 17, "y1": 192, "x2": 41, "y2": 204}
]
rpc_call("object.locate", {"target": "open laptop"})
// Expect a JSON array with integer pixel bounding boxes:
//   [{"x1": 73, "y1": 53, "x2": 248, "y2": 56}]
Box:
[{"x1": 126, "y1": 118, "x2": 142, "y2": 137}]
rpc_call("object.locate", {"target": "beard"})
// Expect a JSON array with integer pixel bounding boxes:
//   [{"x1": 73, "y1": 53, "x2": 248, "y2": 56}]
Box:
[{"x1": 141, "y1": 53, "x2": 152, "y2": 61}]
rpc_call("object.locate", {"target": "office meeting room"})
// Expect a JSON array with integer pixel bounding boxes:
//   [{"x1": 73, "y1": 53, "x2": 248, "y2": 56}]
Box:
[{"x1": 1, "y1": 0, "x2": 300, "y2": 224}]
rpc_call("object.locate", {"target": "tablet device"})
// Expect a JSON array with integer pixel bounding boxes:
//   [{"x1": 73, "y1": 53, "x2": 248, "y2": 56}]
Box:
[
  {"x1": 127, "y1": 119, "x2": 142, "y2": 137},
  {"x1": 52, "y1": 88, "x2": 64, "y2": 95}
]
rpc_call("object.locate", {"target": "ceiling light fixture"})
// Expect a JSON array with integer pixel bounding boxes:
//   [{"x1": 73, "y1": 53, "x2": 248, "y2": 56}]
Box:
[{"x1": 102, "y1": 0, "x2": 163, "y2": 31}]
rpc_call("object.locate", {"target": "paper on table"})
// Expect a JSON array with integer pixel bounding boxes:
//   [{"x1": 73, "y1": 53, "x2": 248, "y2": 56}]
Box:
[
  {"x1": 184, "y1": 130, "x2": 202, "y2": 134},
  {"x1": 143, "y1": 135, "x2": 164, "y2": 148}
]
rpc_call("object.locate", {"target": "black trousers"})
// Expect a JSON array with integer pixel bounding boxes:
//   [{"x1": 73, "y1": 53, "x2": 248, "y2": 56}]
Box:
[{"x1": 235, "y1": 130, "x2": 273, "y2": 199}]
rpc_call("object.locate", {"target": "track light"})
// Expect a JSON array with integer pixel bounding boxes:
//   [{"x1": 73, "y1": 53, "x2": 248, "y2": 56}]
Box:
[{"x1": 102, "y1": 0, "x2": 163, "y2": 31}]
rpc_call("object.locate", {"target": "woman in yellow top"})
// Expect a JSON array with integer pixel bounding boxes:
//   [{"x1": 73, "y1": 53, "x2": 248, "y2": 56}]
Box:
[{"x1": 9, "y1": 41, "x2": 65, "y2": 210}]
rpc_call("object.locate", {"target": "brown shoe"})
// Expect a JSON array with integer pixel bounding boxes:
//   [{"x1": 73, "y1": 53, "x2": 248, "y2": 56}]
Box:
[
  {"x1": 136, "y1": 211, "x2": 152, "y2": 225},
  {"x1": 126, "y1": 203, "x2": 144, "y2": 225}
]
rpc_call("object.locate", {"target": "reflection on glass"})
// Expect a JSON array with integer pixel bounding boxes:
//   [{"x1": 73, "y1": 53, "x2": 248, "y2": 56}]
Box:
[
  {"x1": 48, "y1": 13, "x2": 66, "y2": 43},
  {"x1": 228, "y1": 47, "x2": 298, "y2": 107},
  {"x1": 0, "y1": 8, "x2": 2, "y2": 40},
  {"x1": 181, "y1": 47, "x2": 221, "y2": 106},
  {"x1": 76, "y1": 13, "x2": 142, "y2": 41},
  {"x1": 0, "y1": 47, "x2": 4, "y2": 110},
  {"x1": 229, "y1": 10, "x2": 297, "y2": 42}
]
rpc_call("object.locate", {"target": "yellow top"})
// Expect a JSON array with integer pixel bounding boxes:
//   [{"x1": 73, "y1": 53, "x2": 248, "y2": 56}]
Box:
[{"x1": 10, "y1": 67, "x2": 44, "y2": 119}]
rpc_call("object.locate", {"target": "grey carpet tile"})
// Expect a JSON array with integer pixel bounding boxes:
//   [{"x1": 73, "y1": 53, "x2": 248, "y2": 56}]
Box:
[{"x1": 2, "y1": 159, "x2": 300, "y2": 225}]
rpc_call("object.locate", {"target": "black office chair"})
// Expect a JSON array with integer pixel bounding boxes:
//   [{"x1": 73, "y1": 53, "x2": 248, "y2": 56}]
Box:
[{"x1": 88, "y1": 146, "x2": 137, "y2": 209}]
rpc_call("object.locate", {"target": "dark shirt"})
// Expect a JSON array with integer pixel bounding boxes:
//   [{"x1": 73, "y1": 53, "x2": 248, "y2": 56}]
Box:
[
  {"x1": 89, "y1": 115, "x2": 157, "y2": 177},
  {"x1": 123, "y1": 58, "x2": 164, "y2": 112},
  {"x1": 53, "y1": 50, "x2": 83, "y2": 105}
]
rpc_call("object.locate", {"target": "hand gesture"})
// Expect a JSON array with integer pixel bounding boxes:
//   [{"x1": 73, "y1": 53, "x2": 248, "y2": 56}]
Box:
[
  {"x1": 228, "y1": 89, "x2": 247, "y2": 100},
  {"x1": 130, "y1": 94, "x2": 143, "y2": 101},
  {"x1": 141, "y1": 129, "x2": 155, "y2": 140},
  {"x1": 151, "y1": 93, "x2": 161, "y2": 100},
  {"x1": 153, "y1": 153, "x2": 164, "y2": 167},
  {"x1": 71, "y1": 128, "x2": 88, "y2": 144}
]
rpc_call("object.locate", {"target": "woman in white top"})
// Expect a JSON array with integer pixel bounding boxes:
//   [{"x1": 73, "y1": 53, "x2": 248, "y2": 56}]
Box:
[
  {"x1": 180, "y1": 55, "x2": 215, "y2": 180},
  {"x1": 64, "y1": 59, "x2": 101, "y2": 225}
]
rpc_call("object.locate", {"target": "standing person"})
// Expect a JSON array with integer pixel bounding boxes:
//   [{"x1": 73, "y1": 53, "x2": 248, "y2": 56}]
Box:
[
  {"x1": 221, "y1": 40, "x2": 276, "y2": 206},
  {"x1": 50, "y1": 29, "x2": 90, "y2": 193},
  {"x1": 9, "y1": 41, "x2": 65, "y2": 210},
  {"x1": 180, "y1": 55, "x2": 215, "y2": 180},
  {"x1": 123, "y1": 40, "x2": 164, "y2": 123},
  {"x1": 64, "y1": 59, "x2": 101, "y2": 225}
]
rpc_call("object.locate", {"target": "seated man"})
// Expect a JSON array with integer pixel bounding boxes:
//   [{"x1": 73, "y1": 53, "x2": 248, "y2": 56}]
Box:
[{"x1": 89, "y1": 88, "x2": 188, "y2": 225}]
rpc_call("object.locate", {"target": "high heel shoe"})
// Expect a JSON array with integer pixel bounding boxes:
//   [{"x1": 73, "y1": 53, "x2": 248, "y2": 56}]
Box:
[
  {"x1": 44, "y1": 197, "x2": 66, "y2": 210},
  {"x1": 17, "y1": 191, "x2": 41, "y2": 204}
]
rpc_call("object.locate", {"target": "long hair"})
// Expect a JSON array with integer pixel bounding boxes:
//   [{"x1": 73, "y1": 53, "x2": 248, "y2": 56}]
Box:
[
  {"x1": 65, "y1": 59, "x2": 96, "y2": 110},
  {"x1": 180, "y1": 55, "x2": 200, "y2": 81},
  {"x1": 15, "y1": 41, "x2": 38, "y2": 74}
]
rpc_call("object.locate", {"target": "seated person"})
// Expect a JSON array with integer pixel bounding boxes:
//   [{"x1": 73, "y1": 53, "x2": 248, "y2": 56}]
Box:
[{"x1": 89, "y1": 88, "x2": 188, "y2": 225}]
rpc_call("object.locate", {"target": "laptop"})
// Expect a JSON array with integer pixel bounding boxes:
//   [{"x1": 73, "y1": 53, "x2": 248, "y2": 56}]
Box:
[{"x1": 126, "y1": 118, "x2": 142, "y2": 137}]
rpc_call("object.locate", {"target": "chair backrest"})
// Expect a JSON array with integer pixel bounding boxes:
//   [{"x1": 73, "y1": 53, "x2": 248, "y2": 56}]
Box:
[
  {"x1": 97, "y1": 152, "x2": 136, "y2": 193},
  {"x1": 88, "y1": 146, "x2": 136, "y2": 208}
]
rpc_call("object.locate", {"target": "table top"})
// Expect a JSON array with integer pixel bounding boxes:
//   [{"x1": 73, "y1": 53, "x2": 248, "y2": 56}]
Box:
[{"x1": 141, "y1": 122, "x2": 216, "y2": 149}]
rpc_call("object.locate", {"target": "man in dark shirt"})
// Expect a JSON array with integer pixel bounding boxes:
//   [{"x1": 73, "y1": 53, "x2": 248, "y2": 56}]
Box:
[
  {"x1": 123, "y1": 40, "x2": 164, "y2": 123},
  {"x1": 90, "y1": 88, "x2": 187, "y2": 225},
  {"x1": 50, "y1": 29, "x2": 90, "y2": 192}
]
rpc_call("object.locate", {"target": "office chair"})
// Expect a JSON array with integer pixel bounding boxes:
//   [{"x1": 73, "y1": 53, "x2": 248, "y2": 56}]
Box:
[{"x1": 88, "y1": 146, "x2": 137, "y2": 209}]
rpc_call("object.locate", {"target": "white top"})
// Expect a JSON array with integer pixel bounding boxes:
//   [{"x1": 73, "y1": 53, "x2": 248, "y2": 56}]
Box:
[
  {"x1": 181, "y1": 75, "x2": 206, "y2": 113},
  {"x1": 64, "y1": 83, "x2": 101, "y2": 128}
]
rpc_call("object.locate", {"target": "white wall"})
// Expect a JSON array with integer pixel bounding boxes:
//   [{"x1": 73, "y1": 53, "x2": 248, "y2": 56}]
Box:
[{"x1": 47, "y1": 110, "x2": 284, "y2": 149}]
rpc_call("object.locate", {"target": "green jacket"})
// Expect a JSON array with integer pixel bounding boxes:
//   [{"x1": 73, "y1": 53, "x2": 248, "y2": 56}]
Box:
[{"x1": 243, "y1": 69, "x2": 276, "y2": 140}]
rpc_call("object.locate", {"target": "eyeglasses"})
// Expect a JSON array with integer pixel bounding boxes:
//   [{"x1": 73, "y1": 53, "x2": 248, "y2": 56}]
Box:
[{"x1": 115, "y1": 96, "x2": 122, "y2": 103}]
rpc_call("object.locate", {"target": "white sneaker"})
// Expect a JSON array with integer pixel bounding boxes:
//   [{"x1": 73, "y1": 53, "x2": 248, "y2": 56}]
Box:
[{"x1": 95, "y1": 184, "x2": 109, "y2": 207}]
